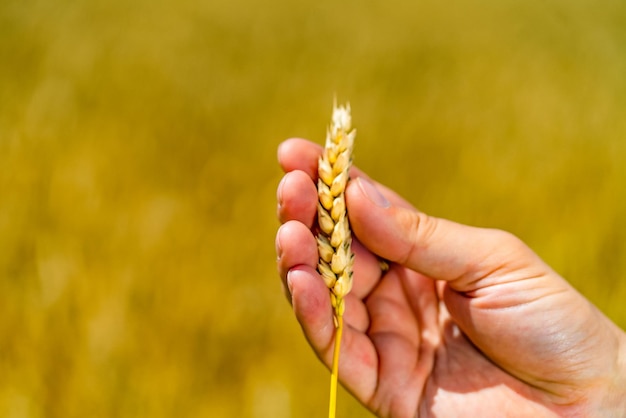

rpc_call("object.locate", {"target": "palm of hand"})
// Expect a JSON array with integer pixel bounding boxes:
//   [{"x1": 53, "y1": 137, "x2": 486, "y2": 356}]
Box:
[{"x1": 346, "y1": 260, "x2": 561, "y2": 417}]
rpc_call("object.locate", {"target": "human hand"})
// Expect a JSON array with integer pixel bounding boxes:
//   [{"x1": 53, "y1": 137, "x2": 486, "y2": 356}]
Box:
[{"x1": 275, "y1": 138, "x2": 626, "y2": 417}]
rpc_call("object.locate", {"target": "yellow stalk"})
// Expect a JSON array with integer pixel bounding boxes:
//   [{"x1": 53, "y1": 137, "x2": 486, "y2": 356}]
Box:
[{"x1": 328, "y1": 314, "x2": 343, "y2": 418}]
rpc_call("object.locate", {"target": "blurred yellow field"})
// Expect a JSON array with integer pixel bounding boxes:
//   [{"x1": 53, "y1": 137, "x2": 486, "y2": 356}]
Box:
[{"x1": 1, "y1": 0, "x2": 625, "y2": 416}]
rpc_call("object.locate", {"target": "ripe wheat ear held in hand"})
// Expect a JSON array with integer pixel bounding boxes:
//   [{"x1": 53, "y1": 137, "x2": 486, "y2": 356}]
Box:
[{"x1": 316, "y1": 102, "x2": 355, "y2": 418}]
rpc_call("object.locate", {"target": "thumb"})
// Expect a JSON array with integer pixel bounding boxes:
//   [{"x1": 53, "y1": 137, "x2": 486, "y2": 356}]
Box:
[{"x1": 346, "y1": 177, "x2": 541, "y2": 288}]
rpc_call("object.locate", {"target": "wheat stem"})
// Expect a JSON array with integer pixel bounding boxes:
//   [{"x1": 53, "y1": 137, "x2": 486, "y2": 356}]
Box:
[
  {"x1": 328, "y1": 314, "x2": 343, "y2": 418},
  {"x1": 317, "y1": 101, "x2": 355, "y2": 418}
]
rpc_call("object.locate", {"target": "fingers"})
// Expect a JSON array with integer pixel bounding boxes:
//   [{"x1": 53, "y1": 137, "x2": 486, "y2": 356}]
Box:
[
  {"x1": 364, "y1": 267, "x2": 438, "y2": 415},
  {"x1": 275, "y1": 218, "x2": 377, "y2": 391},
  {"x1": 277, "y1": 170, "x2": 318, "y2": 227},
  {"x1": 276, "y1": 221, "x2": 318, "y2": 290},
  {"x1": 286, "y1": 264, "x2": 379, "y2": 398},
  {"x1": 275, "y1": 210, "x2": 432, "y2": 413},
  {"x1": 275, "y1": 219, "x2": 372, "y2": 337},
  {"x1": 276, "y1": 142, "x2": 387, "y2": 299},
  {"x1": 277, "y1": 138, "x2": 323, "y2": 179},
  {"x1": 286, "y1": 265, "x2": 335, "y2": 349},
  {"x1": 346, "y1": 176, "x2": 550, "y2": 292},
  {"x1": 274, "y1": 218, "x2": 381, "y2": 308},
  {"x1": 349, "y1": 239, "x2": 383, "y2": 299}
]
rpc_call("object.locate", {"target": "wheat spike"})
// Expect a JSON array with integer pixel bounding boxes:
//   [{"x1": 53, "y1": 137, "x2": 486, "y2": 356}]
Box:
[{"x1": 317, "y1": 102, "x2": 355, "y2": 418}]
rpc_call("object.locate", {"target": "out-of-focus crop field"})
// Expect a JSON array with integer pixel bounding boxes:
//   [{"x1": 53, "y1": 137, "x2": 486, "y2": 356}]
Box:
[{"x1": 1, "y1": 0, "x2": 625, "y2": 416}]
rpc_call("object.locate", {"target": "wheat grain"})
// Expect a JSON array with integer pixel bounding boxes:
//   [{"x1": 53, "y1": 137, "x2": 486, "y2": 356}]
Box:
[
  {"x1": 317, "y1": 102, "x2": 355, "y2": 418},
  {"x1": 317, "y1": 102, "x2": 355, "y2": 322}
]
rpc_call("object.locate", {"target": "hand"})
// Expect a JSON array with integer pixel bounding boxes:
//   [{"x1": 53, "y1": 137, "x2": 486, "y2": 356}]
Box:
[{"x1": 275, "y1": 138, "x2": 626, "y2": 418}]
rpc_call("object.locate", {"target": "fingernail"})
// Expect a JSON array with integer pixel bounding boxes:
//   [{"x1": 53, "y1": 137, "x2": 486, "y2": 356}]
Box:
[
  {"x1": 276, "y1": 176, "x2": 287, "y2": 219},
  {"x1": 356, "y1": 177, "x2": 390, "y2": 208},
  {"x1": 286, "y1": 270, "x2": 294, "y2": 294},
  {"x1": 277, "y1": 175, "x2": 287, "y2": 204},
  {"x1": 275, "y1": 227, "x2": 284, "y2": 261}
]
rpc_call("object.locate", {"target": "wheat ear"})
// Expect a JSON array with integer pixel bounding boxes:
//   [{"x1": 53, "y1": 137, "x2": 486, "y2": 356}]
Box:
[{"x1": 317, "y1": 102, "x2": 355, "y2": 418}]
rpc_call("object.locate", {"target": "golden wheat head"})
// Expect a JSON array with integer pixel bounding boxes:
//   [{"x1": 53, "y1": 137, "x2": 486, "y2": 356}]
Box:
[{"x1": 316, "y1": 103, "x2": 355, "y2": 319}]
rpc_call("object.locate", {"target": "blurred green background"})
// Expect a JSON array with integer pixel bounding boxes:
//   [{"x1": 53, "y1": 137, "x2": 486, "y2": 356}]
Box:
[{"x1": 1, "y1": 0, "x2": 625, "y2": 416}]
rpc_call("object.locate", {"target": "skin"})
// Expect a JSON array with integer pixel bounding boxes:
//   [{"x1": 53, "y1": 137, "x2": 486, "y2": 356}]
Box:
[{"x1": 275, "y1": 138, "x2": 626, "y2": 418}]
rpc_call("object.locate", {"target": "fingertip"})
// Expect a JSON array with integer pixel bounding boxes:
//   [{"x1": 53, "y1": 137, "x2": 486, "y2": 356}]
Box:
[
  {"x1": 276, "y1": 170, "x2": 318, "y2": 226},
  {"x1": 288, "y1": 266, "x2": 335, "y2": 349},
  {"x1": 346, "y1": 177, "x2": 400, "y2": 261},
  {"x1": 276, "y1": 220, "x2": 318, "y2": 289},
  {"x1": 277, "y1": 138, "x2": 297, "y2": 165},
  {"x1": 277, "y1": 138, "x2": 323, "y2": 177},
  {"x1": 288, "y1": 265, "x2": 327, "y2": 308}
]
